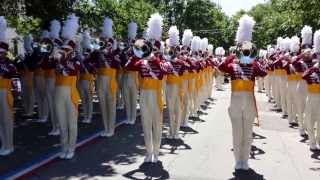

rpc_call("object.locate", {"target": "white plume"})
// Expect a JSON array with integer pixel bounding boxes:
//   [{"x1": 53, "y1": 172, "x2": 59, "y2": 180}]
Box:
[
  {"x1": 280, "y1": 37, "x2": 291, "y2": 52},
  {"x1": 290, "y1": 36, "x2": 300, "y2": 53},
  {"x1": 0, "y1": 16, "x2": 8, "y2": 43},
  {"x1": 81, "y1": 31, "x2": 92, "y2": 50},
  {"x1": 235, "y1": 14, "x2": 255, "y2": 44},
  {"x1": 146, "y1": 13, "x2": 163, "y2": 41},
  {"x1": 101, "y1": 17, "x2": 113, "y2": 38},
  {"x1": 267, "y1": 45, "x2": 275, "y2": 56},
  {"x1": 301, "y1": 25, "x2": 312, "y2": 45},
  {"x1": 276, "y1": 37, "x2": 283, "y2": 49},
  {"x1": 49, "y1": 19, "x2": 61, "y2": 39},
  {"x1": 258, "y1": 49, "x2": 267, "y2": 58},
  {"x1": 200, "y1": 38, "x2": 208, "y2": 51},
  {"x1": 24, "y1": 34, "x2": 33, "y2": 52},
  {"x1": 215, "y1": 47, "x2": 225, "y2": 56},
  {"x1": 208, "y1": 44, "x2": 213, "y2": 55},
  {"x1": 61, "y1": 14, "x2": 79, "y2": 40},
  {"x1": 41, "y1": 30, "x2": 50, "y2": 39},
  {"x1": 168, "y1": 26, "x2": 180, "y2": 47},
  {"x1": 313, "y1": 30, "x2": 320, "y2": 53},
  {"x1": 191, "y1": 36, "x2": 201, "y2": 52},
  {"x1": 128, "y1": 21, "x2": 137, "y2": 39},
  {"x1": 182, "y1": 29, "x2": 193, "y2": 47}
]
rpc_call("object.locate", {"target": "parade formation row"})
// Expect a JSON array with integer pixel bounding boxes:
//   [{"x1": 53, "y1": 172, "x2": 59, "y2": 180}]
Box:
[
  {"x1": 1, "y1": 12, "x2": 320, "y2": 172},
  {"x1": 0, "y1": 13, "x2": 224, "y2": 162}
]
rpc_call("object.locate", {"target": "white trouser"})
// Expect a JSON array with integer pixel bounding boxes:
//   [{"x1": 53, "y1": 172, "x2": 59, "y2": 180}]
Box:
[
  {"x1": 0, "y1": 89, "x2": 14, "y2": 151},
  {"x1": 122, "y1": 73, "x2": 138, "y2": 123},
  {"x1": 54, "y1": 86, "x2": 78, "y2": 154},
  {"x1": 34, "y1": 75, "x2": 48, "y2": 119},
  {"x1": 228, "y1": 92, "x2": 256, "y2": 162},
  {"x1": 286, "y1": 81, "x2": 298, "y2": 123},
  {"x1": 271, "y1": 74, "x2": 277, "y2": 101},
  {"x1": 140, "y1": 89, "x2": 163, "y2": 156},
  {"x1": 279, "y1": 76, "x2": 288, "y2": 115},
  {"x1": 295, "y1": 80, "x2": 307, "y2": 131},
  {"x1": 181, "y1": 80, "x2": 190, "y2": 126},
  {"x1": 166, "y1": 84, "x2": 181, "y2": 137},
  {"x1": 21, "y1": 73, "x2": 35, "y2": 115},
  {"x1": 77, "y1": 79, "x2": 93, "y2": 121},
  {"x1": 116, "y1": 73, "x2": 124, "y2": 108},
  {"x1": 97, "y1": 75, "x2": 116, "y2": 133},
  {"x1": 189, "y1": 78, "x2": 197, "y2": 116},
  {"x1": 305, "y1": 93, "x2": 320, "y2": 146},
  {"x1": 257, "y1": 77, "x2": 264, "y2": 92},
  {"x1": 264, "y1": 74, "x2": 273, "y2": 98},
  {"x1": 207, "y1": 73, "x2": 214, "y2": 99},
  {"x1": 45, "y1": 78, "x2": 58, "y2": 130},
  {"x1": 274, "y1": 75, "x2": 282, "y2": 109},
  {"x1": 216, "y1": 74, "x2": 224, "y2": 90}
]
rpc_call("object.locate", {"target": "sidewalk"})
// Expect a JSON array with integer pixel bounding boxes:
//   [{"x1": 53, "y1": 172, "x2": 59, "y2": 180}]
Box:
[{"x1": 19, "y1": 86, "x2": 320, "y2": 179}]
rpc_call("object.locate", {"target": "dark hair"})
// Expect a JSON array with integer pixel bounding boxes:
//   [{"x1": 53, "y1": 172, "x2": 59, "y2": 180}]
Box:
[{"x1": 142, "y1": 40, "x2": 152, "y2": 58}]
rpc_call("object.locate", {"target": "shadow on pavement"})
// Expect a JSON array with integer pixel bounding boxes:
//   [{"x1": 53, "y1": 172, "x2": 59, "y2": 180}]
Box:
[
  {"x1": 161, "y1": 138, "x2": 192, "y2": 154},
  {"x1": 311, "y1": 150, "x2": 320, "y2": 160},
  {"x1": 252, "y1": 132, "x2": 267, "y2": 140},
  {"x1": 229, "y1": 169, "x2": 264, "y2": 180},
  {"x1": 123, "y1": 161, "x2": 170, "y2": 180},
  {"x1": 250, "y1": 145, "x2": 266, "y2": 160},
  {"x1": 299, "y1": 134, "x2": 309, "y2": 143}
]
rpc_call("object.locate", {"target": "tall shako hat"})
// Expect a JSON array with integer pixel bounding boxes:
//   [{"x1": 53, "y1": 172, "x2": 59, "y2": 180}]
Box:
[
  {"x1": 191, "y1": 36, "x2": 201, "y2": 55},
  {"x1": 235, "y1": 14, "x2": 255, "y2": 50},
  {"x1": 181, "y1": 29, "x2": 193, "y2": 52},
  {"x1": 290, "y1": 36, "x2": 300, "y2": 54},
  {"x1": 61, "y1": 14, "x2": 80, "y2": 50},
  {"x1": 146, "y1": 13, "x2": 163, "y2": 50},
  {"x1": 81, "y1": 31, "x2": 92, "y2": 52},
  {"x1": 24, "y1": 34, "x2": 33, "y2": 53},
  {"x1": 49, "y1": 19, "x2": 63, "y2": 46},
  {"x1": 128, "y1": 21, "x2": 137, "y2": 40},
  {"x1": 280, "y1": 37, "x2": 291, "y2": 53},
  {"x1": 208, "y1": 44, "x2": 214, "y2": 56},
  {"x1": 0, "y1": 16, "x2": 9, "y2": 53},
  {"x1": 168, "y1": 25, "x2": 180, "y2": 54},
  {"x1": 313, "y1": 30, "x2": 320, "y2": 54},
  {"x1": 215, "y1": 47, "x2": 225, "y2": 56},
  {"x1": 101, "y1": 17, "x2": 114, "y2": 47},
  {"x1": 301, "y1": 25, "x2": 313, "y2": 51}
]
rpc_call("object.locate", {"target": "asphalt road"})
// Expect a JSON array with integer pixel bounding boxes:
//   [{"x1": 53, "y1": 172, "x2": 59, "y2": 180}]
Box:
[{"x1": 27, "y1": 85, "x2": 320, "y2": 180}]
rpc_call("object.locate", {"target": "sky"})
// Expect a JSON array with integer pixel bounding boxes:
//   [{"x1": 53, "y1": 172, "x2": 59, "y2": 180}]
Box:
[{"x1": 212, "y1": 0, "x2": 267, "y2": 16}]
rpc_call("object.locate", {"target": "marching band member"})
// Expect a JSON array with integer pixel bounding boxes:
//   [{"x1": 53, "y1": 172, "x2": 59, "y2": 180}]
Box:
[
  {"x1": 265, "y1": 46, "x2": 276, "y2": 102},
  {"x1": 257, "y1": 50, "x2": 267, "y2": 92},
  {"x1": 293, "y1": 26, "x2": 314, "y2": 135},
  {"x1": 34, "y1": 30, "x2": 49, "y2": 122},
  {"x1": 219, "y1": 15, "x2": 267, "y2": 170},
  {"x1": 180, "y1": 29, "x2": 193, "y2": 127},
  {"x1": 188, "y1": 36, "x2": 201, "y2": 118},
  {"x1": 78, "y1": 31, "x2": 95, "y2": 124},
  {"x1": 45, "y1": 19, "x2": 62, "y2": 135},
  {"x1": 303, "y1": 30, "x2": 320, "y2": 150},
  {"x1": 20, "y1": 35, "x2": 35, "y2": 117},
  {"x1": 95, "y1": 17, "x2": 119, "y2": 137},
  {"x1": 215, "y1": 47, "x2": 225, "y2": 91},
  {"x1": 122, "y1": 22, "x2": 139, "y2": 125},
  {"x1": 285, "y1": 36, "x2": 300, "y2": 125},
  {"x1": 273, "y1": 37, "x2": 290, "y2": 118},
  {"x1": 126, "y1": 13, "x2": 169, "y2": 163},
  {"x1": 165, "y1": 26, "x2": 186, "y2": 139},
  {"x1": 0, "y1": 16, "x2": 17, "y2": 156},
  {"x1": 55, "y1": 14, "x2": 81, "y2": 159},
  {"x1": 206, "y1": 44, "x2": 215, "y2": 100}
]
